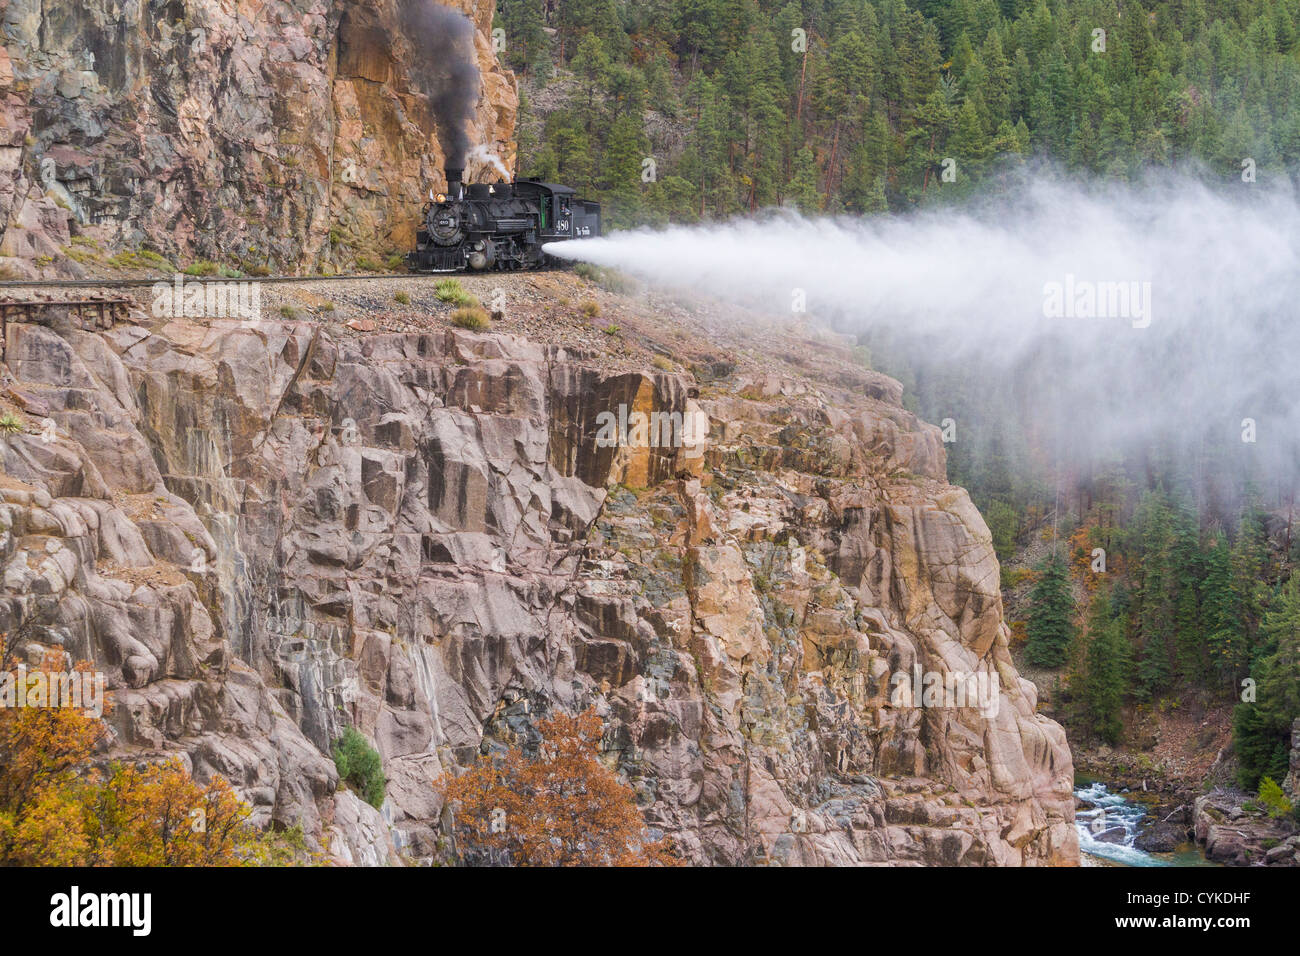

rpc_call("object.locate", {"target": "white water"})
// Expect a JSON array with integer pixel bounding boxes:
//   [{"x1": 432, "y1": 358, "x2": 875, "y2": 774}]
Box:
[
  {"x1": 1075, "y1": 781, "x2": 1163, "y2": 866},
  {"x1": 1075, "y1": 781, "x2": 1221, "y2": 867}
]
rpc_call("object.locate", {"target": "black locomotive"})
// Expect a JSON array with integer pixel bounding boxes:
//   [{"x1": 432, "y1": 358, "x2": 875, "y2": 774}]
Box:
[{"x1": 408, "y1": 167, "x2": 601, "y2": 272}]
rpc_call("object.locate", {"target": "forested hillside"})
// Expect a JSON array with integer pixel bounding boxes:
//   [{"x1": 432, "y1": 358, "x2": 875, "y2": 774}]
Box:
[
  {"x1": 496, "y1": 0, "x2": 1300, "y2": 799},
  {"x1": 1011, "y1": 489, "x2": 1299, "y2": 795},
  {"x1": 499, "y1": 0, "x2": 1300, "y2": 226}
]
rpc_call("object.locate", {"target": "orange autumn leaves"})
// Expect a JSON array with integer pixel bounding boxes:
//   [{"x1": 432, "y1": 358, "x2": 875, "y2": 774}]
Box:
[
  {"x1": 0, "y1": 649, "x2": 284, "y2": 866},
  {"x1": 5, "y1": 646, "x2": 672, "y2": 866},
  {"x1": 441, "y1": 707, "x2": 675, "y2": 866},
  {"x1": 3, "y1": 758, "x2": 261, "y2": 866}
]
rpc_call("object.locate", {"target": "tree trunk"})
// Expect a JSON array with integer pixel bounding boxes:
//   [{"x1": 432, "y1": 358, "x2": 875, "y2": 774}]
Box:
[{"x1": 796, "y1": 48, "x2": 808, "y2": 120}]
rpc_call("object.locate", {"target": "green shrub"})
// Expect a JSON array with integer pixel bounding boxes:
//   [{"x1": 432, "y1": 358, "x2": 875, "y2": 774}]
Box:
[
  {"x1": 574, "y1": 262, "x2": 633, "y2": 293},
  {"x1": 355, "y1": 257, "x2": 383, "y2": 272},
  {"x1": 143, "y1": 250, "x2": 177, "y2": 272},
  {"x1": 107, "y1": 248, "x2": 175, "y2": 272},
  {"x1": 279, "y1": 305, "x2": 297, "y2": 319},
  {"x1": 393, "y1": 291, "x2": 410, "y2": 305},
  {"x1": 182, "y1": 260, "x2": 221, "y2": 276},
  {"x1": 579, "y1": 299, "x2": 600, "y2": 318},
  {"x1": 0, "y1": 412, "x2": 24, "y2": 434},
  {"x1": 386, "y1": 254, "x2": 407, "y2": 272},
  {"x1": 64, "y1": 246, "x2": 100, "y2": 266},
  {"x1": 1258, "y1": 777, "x2": 1294, "y2": 819},
  {"x1": 332, "y1": 728, "x2": 386, "y2": 810},
  {"x1": 434, "y1": 278, "x2": 466, "y2": 302},
  {"x1": 450, "y1": 306, "x2": 491, "y2": 331}
]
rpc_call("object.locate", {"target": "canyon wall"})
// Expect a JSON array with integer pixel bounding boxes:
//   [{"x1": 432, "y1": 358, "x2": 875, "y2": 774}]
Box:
[
  {"x1": 0, "y1": 295, "x2": 1078, "y2": 865},
  {"x1": 0, "y1": 0, "x2": 516, "y2": 276}
]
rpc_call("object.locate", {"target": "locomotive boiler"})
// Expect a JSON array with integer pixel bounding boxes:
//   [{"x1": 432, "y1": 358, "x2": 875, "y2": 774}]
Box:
[{"x1": 408, "y1": 167, "x2": 601, "y2": 272}]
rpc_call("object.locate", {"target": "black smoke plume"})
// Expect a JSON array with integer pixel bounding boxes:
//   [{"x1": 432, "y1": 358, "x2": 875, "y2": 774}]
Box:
[{"x1": 400, "y1": 0, "x2": 480, "y2": 173}]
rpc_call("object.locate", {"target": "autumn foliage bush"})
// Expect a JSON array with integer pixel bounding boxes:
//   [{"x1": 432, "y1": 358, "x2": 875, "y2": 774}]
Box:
[
  {"x1": 0, "y1": 649, "x2": 304, "y2": 866},
  {"x1": 440, "y1": 707, "x2": 674, "y2": 866}
]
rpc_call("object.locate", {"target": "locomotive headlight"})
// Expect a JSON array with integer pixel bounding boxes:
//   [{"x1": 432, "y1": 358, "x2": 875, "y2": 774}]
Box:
[{"x1": 435, "y1": 193, "x2": 446, "y2": 203}]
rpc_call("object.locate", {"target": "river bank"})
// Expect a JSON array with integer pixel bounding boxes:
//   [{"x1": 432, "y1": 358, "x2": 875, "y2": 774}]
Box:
[{"x1": 1074, "y1": 774, "x2": 1300, "y2": 866}]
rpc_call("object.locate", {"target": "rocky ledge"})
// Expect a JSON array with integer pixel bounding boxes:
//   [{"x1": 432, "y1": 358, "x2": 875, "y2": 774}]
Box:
[{"x1": 1193, "y1": 789, "x2": 1300, "y2": 866}]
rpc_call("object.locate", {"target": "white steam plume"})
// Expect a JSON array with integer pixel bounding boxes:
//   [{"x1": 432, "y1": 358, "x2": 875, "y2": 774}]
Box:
[
  {"x1": 467, "y1": 144, "x2": 513, "y2": 182},
  {"x1": 545, "y1": 171, "x2": 1300, "y2": 486}
]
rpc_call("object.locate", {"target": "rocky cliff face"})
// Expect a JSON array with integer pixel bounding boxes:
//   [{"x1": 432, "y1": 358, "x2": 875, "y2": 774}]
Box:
[
  {"x1": 0, "y1": 0, "x2": 515, "y2": 277},
  {"x1": 0, "y1": 279, "x2": 1078, "y2": 865}
]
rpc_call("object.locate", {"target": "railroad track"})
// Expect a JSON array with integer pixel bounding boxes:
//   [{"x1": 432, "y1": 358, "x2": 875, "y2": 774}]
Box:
[
  {"x1": 0, "y1": 263, "x2": 576, "y2": 291},
  {"x1": 0, "y1": 272, "x2": 468, "y2": 291}
]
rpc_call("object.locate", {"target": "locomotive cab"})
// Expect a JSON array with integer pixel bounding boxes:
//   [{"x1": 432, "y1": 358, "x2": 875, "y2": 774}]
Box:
[{"x1": 513, "y1": 180, "x2": 601, "y2": 241}]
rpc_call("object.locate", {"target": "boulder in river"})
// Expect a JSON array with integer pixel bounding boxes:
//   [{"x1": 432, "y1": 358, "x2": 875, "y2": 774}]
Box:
[
  {"x1": 1094, "y1": 826, "x2": 1129, "y2": 844},
  {"x1": 1135, "y1": 822, "x2": 1187, "y2": 853}
]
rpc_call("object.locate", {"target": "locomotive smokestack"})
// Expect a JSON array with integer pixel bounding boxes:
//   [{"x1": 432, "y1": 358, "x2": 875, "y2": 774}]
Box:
[{"x1": 446, "y1": 166, "x2": 464, "y2": 199}]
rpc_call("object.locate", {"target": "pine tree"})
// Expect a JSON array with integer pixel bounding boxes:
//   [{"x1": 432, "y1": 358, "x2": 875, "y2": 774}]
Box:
[
  {"x1": 788, "y1": 146, "x2": 822, "y2": 213},
  {"x1": 1132, "y1": 490, "x2": 1176, "y2": 698},
  {"x1": 1203, "y1": 535, "x2": 1244, "y2": 683},
  {"x1": 1026, "y1": 550, "x2": 1076, "y2": 667},
  {"x1": 1171, "y1": 498, "x2": 1208, "y2": 684},
  {"x1": 1082, "y1": 586, "x2": 1131, "y2": 744},
  {"x1": 1230, "y1": 502, "x2": 1270, "y2": 660},
  {"x1": 1233, "y1": 579, "x2": 1300, "y2": 790}
]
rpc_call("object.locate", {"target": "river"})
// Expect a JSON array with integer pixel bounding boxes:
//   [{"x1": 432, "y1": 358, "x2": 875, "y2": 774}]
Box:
[{"x1": 1074, "y1": 780, "x2": 1217, "y2": 867}]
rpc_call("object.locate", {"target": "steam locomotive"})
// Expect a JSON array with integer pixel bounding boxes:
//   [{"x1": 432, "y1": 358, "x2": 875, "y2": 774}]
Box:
[{"x1": 408, "y1": 167, "x2": 601, "y2": 272}]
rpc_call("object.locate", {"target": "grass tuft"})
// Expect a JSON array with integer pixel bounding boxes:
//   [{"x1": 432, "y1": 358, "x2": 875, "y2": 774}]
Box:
[{"x1": 450, "y1": 306, "x2": 491, "y2": 331}]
